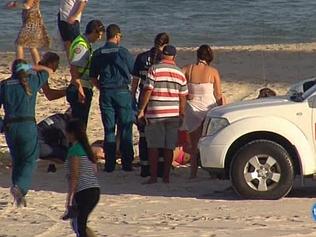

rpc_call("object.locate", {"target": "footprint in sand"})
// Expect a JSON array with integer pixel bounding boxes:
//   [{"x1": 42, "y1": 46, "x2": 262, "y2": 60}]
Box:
[{"x1": 0, "y1": 201, "x2": 9, "y2": 210}]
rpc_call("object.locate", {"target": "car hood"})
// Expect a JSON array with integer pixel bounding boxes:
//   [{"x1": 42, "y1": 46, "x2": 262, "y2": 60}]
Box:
[{"x1": 209, "y1": 96, "x2": 308, "y2": 122}]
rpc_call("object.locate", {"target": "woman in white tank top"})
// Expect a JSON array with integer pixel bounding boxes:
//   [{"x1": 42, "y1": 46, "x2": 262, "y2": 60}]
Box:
[{"x1": 182, "y1": 45, "x2": 225, "y2": 178}]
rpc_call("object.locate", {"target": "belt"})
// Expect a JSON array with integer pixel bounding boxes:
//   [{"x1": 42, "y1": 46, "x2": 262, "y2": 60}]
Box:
[
  {"x1": 102, "y1": 85, "x2": 129, "y2": 90},
  {"x1": 4, "y1": 116, "x2": 36, "y2": 125}
]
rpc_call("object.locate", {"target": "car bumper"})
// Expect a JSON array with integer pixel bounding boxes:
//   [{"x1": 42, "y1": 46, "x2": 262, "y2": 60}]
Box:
[{"x1": 198, "y1": 136, "x2": 227, "y2": 169}]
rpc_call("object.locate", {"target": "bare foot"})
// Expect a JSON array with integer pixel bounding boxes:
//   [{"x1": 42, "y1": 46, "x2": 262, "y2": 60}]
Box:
[{"x1": 142, "y1": 178, "x2": 157, "y2": 185}]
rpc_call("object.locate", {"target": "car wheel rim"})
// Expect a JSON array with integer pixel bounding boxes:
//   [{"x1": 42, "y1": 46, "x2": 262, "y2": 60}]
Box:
[{"x1": 243, "y1": 155, "x2": 281, "y2": 192}]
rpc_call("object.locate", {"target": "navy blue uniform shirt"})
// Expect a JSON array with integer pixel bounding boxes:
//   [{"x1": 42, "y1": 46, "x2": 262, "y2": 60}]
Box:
[
  {"x1": 132, "y1": 48, "x2": 162, "y2": 92},
  {"x1": 90, "y1": 42, "x2": 135, "y2": 90}
]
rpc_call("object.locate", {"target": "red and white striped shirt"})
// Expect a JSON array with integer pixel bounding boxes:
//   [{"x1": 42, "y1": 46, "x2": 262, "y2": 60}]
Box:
[{"x1": 144, "y1": 59, "x2": 188, "y2": 120}]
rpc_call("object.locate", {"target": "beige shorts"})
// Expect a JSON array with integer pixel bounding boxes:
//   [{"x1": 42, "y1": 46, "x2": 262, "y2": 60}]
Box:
[{"x1": 145, "y1": 118, "x2": 180, "y2": 150}]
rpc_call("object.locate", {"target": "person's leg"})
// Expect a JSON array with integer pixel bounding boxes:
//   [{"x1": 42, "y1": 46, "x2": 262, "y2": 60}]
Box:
[
  {"x1": 189, "y1": 124, "x2": 203, "y2": 179},
  {"x1": 100, "y1": 92, "x2": 117, "y2": 172},
  {"x1": 6, "y1": 123, "x2": 38, "y2": 197},
  {"x1": 74, "y1": 188, "x2": 100, "y2": 237},
  {"x1": 67, "y1": 85, "x2": 92, "y2": 127},
  {"x1": 138, "y1": 124, "x2": 150, "y2": 177},
  {"x1": 58, "y1": 13, "x2": 80, "y2": 62},
  {"x1": 82, "y1": 88, "x2": 93, "y2": 126},
  {"x1": 164, "y1": 119, "x2": 181, "y2": 183},
  {"x1": 29, "y1": 48, "x2": 41, "y2": 65},
  {"x1": 147, "y1": 148, "x2": 159, "y2": 184},
  {"x1": 162, "y1": 149, "x2": 173, "y2": 183},
  {"x1": 144, "y1": 121, "x2": 165, "y2": 183},
  {"x1": 16, "y1": 45, "x2": 24, "y2": 60},
  {"x1": 114, "y1": 91, "x2": 134, "y2": 171}
]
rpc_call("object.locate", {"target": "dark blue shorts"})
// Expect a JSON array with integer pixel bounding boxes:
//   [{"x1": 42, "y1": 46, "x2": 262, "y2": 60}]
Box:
[{"x1": 57, "y1": 13, "x2": 80, "y2": 42}]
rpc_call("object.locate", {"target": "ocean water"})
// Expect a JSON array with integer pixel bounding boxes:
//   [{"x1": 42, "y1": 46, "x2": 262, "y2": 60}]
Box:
[{"x1": 1, "y1": 0, "x2": 316, "y2": 51}]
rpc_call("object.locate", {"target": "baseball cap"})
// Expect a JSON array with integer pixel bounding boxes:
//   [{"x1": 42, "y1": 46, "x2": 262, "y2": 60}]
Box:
[{"x1": 163, "y1": 45, "x2": 177, "y2": 56}]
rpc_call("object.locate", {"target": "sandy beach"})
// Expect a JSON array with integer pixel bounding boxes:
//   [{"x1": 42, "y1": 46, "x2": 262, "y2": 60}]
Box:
[{"x1": 1, "y1": 44, "x2": 316, "y2": 236}]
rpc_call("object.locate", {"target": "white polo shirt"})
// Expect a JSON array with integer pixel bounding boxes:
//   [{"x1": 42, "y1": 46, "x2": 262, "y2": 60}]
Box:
[{"x1": 59, "y1": 0, "x2": 88, "y2": 22}]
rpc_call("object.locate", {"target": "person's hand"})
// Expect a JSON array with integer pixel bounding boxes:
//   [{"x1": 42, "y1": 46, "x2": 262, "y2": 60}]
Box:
[
  {"x1": 137, "y1": 109, "x2": 145, "y2": 120},
  {"x1": 217, "y1": 95, "x2": 227, "y2": 106},
  {"x1": 6, "y1": 1, "x2": 17, "y2": 9},
  {"x1": 67, "y1": 15, "x2": 77, "y2": 24},
  {"x1": 78, "y1": 86, "x2": 86, "y2": 104},
  {"x1": 137, "y1": 109, "x2": 147, "y2": 126},
  {"x1": 187, "y1": 94, "x2": 194, "y2": 101}
]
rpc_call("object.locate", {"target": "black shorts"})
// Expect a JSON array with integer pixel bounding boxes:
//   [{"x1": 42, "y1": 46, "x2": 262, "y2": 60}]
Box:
[{"x1": 57, "y1": 13, "x2": 80, "y2": 42}]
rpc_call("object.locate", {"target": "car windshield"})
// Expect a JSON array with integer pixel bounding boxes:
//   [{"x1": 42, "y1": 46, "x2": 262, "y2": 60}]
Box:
[{"x1": 302, "y1": 83, "x2": 316, "y2": 100}]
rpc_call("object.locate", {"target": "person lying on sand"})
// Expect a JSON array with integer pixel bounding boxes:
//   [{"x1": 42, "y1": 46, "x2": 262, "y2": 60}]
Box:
[{"x1": 257, "y1": 87, "x2": 277, "y2": 98}]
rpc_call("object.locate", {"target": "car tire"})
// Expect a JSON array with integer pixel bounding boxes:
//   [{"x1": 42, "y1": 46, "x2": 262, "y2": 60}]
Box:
[{"x1": 230, "y1": 139, "x2": 294, "y2": 199}]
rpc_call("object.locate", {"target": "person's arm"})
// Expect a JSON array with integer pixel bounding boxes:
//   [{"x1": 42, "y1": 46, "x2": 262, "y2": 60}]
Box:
[
  {"x1": 91, "y1": 77, "x2": 100, "y2": 90},
  {"x1": 137, "y1": 67, "x2": 155, "y2": 118},
  {"x1": 66, "y1": 156, "x2": 80, "y2": 208},
  {"x1": 179, "y1": 95, "x2": 187, "y2": 118},
  {"x1": 131, "y1": 77, "x2": 140, "y2": 98},
  {"x1": 137, "y1": 88, "x2": 152, "y2": 120},
  {"x1": 89, "y1": 52, "x2": 100, "y2": 90},
  {"x1": 181, "y1": 65, "x2": 188, "y2": 76},
  {"x1": 181, "y1": 65, "x2": 193, "y2": 100},
  {"x1": 42, "y1": 83, "x2": 66, "y2": 101},
  {"x1": 131, "y1": 54, "x2": 142, "y2": 98},
  {"x1": 124, "y1": 49, "x2": 135, "y2": 74},
  {"x1": 70, "y1": 45, "x2": 90, "y2": 103},
  {"x1": 179, "y1": 78, "x2": 188, "y2": 118},
  {"x1": 213, "y1": 68, "x2": 224, "y2": 105},
  {"x1": 67, "y1": 1, "x2": 88, "y2": 24},
  {"x1": 32, "y1": 65, "x2": 54, "y2": 77},
  {"x1": 6, "y1": 0, "x2": 34, "y2": 9},
  {"x1": 70, "y1": 65, "x2": 85, "y2": 103}
]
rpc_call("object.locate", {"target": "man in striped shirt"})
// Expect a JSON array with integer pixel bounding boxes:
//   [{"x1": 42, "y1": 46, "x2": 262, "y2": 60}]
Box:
[{"x1": 138, "y1": 45, "x2": 188, "y2": 184}]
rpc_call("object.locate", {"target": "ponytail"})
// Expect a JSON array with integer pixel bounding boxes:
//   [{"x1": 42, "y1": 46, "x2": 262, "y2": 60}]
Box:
[
  {"x1": 11, "y1": 59, "x2": 32, "y2": 96},
  {"x1": 151, "y1": 32, "x2": 170, "y2": 65},
  {"x1": 66, "y1": 119, "x2": 97, "y2": 164}
]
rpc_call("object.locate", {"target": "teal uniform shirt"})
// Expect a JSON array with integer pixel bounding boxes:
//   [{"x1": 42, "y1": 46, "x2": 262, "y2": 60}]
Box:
[
  {"x1": 0, "y1": 71, "x2": 49, "y2": 119},
  {"x1": 0, "y1": 71, "x2": 49, "y2": 195}
]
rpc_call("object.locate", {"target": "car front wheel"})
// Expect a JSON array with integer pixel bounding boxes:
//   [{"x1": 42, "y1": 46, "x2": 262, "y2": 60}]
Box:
[{"x1": 230, "y1": 140, "x2": 294, "y2": 199}]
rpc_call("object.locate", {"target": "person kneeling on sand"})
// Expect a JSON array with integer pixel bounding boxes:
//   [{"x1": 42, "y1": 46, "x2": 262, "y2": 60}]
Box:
[
  {"x1": 38, "y1": 109, "x2": 72, "y2": 165},
  {"x1": 138, "y1": 45, "x2": 188, "y2": 184},
  {"x1": 63, "y1": 119, "x2": 100, "y2": 237},
  {"x1": 38, "y1": 111, "x2": 106, "y2": 173}
]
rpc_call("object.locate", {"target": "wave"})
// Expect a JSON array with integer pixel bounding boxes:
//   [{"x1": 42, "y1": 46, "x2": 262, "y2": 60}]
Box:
[
  {"x1": 129, "y1": 42, "x2": 316, "y2": 53},
  {"x1": 1, "y1": 42, "x2": 316, "y2": 56}
]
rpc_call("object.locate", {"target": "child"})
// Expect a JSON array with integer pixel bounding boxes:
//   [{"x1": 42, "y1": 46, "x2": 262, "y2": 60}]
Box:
[{"x1": 63, "y1": 119, "x2": 100, "y2": 237}]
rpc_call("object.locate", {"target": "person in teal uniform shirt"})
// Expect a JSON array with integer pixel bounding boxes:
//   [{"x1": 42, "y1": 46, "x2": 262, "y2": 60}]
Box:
[{"x1": 0, "y1": 52, "x2": 66, "y2": 207}]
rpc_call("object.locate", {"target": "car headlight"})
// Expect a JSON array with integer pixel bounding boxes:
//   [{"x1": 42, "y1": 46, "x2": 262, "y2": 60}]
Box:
[{"x1": 202, "y1": 117, "x2": 229, "y2": 137}]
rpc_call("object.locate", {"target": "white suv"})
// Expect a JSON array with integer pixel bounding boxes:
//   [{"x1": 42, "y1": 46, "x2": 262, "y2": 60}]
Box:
[{"x1": 198, "y1": 79, "x2": 316, "y2": 199}]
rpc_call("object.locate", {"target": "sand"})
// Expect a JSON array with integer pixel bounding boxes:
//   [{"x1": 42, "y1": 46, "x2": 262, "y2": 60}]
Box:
[{"x1": 1, "y1": 44, "x2": 316, "y2": 236}]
